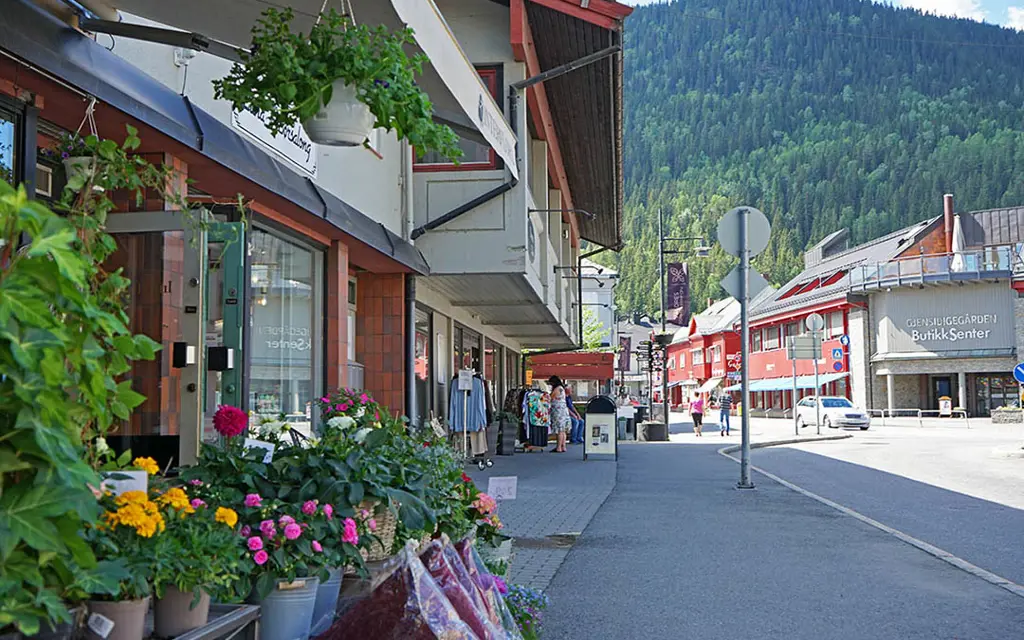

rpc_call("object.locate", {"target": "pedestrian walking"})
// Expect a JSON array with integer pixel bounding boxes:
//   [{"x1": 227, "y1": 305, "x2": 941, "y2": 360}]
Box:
[
  {"x1": 718, "y1": 391, "x2": 733, "y2": 436},
  {"x1": 547, "y1": 376, "x2": 571, "y2": 452},
  {"x1": 690, "y1": 394, "x2": 704, "y2": 437}
]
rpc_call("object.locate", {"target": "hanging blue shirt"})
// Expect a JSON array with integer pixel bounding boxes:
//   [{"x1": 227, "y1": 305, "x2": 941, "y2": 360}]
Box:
[{"x1": 449, "y1": 376, "x2": 488, "y2": 433}]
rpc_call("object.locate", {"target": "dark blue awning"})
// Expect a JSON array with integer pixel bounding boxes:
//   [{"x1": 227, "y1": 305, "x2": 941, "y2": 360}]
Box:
[{"x1": 2, "y1": 0, "x2": 428, "y2": 274}]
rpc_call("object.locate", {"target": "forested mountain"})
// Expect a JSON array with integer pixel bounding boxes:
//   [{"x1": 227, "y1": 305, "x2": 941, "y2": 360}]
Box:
[{"x1": 606, "y1": 0, "x2": 1024, "y2": 318}]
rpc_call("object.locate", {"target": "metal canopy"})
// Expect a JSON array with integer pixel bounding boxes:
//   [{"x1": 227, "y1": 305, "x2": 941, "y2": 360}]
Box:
[{"x1": 80, "y1": 0, "x2": 517, "y2": 178}]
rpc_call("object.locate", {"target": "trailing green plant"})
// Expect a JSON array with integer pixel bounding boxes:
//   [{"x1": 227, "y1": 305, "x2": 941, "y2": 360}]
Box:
[
  {"x1": 212, "y1": 8, "x2": 462, "y2": 160},
  {"x1": 0, "y1": 179, "x2": 157, "y2": 634}
]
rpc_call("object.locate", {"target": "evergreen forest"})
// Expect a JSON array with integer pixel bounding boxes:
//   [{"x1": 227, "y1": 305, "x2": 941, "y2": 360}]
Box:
[{"x1": 607, "y1": 0, "x2": 1024, "y2": 319}]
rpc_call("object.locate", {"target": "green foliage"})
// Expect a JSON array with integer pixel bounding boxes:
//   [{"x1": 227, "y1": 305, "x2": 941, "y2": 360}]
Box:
[
  {"x1": 581, "y1": 307, "x2": 610, "y2": 351},
  {"x1": 613, "y1": 0, "x2": 1024, "y2": 317},
  {"x1": 213, "y1": 8, "x2": 462, "y2": 160},
  {"x1": 0, "y1": 179, "x2": 155, "y2": 634}
]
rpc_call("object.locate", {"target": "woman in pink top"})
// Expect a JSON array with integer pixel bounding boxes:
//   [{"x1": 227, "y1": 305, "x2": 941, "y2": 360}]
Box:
[{"x1": 690, "y1": 394, "x2": 705, "y2": 437}]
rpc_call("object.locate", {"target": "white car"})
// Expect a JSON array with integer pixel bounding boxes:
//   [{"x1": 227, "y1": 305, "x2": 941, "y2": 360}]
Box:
[{"x1": 796, "y1": 396, "x2": 870, "y2": 430}]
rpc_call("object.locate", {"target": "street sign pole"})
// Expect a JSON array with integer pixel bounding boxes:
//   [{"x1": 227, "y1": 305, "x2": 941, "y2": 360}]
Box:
[
  {"x1": 792, "y1": 347, "x2": 798, "y2": 435},
  {"x1": 814, "y1": 347, "x2": 821, "y2": 435},
  {"x1": 738, "y1": 208, "x2": 754, "y2": 489}
]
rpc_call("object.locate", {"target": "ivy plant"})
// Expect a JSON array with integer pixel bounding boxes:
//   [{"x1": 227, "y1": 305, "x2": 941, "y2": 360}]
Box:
[
  {"x1": 0, "y1": 179, "x2": 156, "y2": 634},
  {"x1": 213, "y1": 8, "x2": 463, "y2": 160}
]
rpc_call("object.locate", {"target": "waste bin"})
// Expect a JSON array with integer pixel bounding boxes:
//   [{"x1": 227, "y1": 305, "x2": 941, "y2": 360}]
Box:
[
  {"x1": 641, "y1": 420, "x2": 668, "y2": 442},
  {"x1": 617, "y1": 417, "x2": 628, "y2": 440},
  {"x1": 584, "y1": 396, "x2": 618, "y2": 461}
]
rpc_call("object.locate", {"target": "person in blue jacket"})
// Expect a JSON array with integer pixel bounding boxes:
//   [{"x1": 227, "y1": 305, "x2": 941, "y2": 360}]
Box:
[{"x1": 567, "y1": 387, "x2": 585, "y2": 444}]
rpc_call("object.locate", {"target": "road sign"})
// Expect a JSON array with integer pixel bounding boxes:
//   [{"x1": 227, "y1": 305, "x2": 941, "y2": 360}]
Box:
[
  {"x1": 787, "y1": 335, "x2": 819, "y2": 361},
  {"x1": 727, "y1": 372, "x2": 742, "y2": 381},
  {"x1": 720, "y1": 265, "x2": 769, "y2": 300},
  {"x1": 805, "y1": 313, "x2": 825, "y2": 332},
  {"x1": 831, "y1": 348, "x2": 843, "y2": 360},
  {"x1": 833, "y1": 361, "x2": 844, "y2": 372},
  {"x1": 839, "y1": 334, "x2": 850, "y2": 347},
  {"x1": 1014, "y1": 363, "x2": 1024, "y2": 384},
  {"x1": 717, "y1": 207, "x2": 771, "y2": 257}
]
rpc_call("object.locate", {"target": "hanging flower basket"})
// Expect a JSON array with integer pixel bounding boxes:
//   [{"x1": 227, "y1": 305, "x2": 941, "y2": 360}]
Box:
[
  {"x1": 301, "y1": 80, "x2": 375, "y2": 146},
  {"x1": 212, "y1": 7, "x2": 462, "y2": 159}
]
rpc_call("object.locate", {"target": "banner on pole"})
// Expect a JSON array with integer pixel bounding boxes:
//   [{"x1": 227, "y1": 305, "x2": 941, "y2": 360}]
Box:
[
  {"x1": 666, "y1": 262, "x2": 690, "y2": 326},
  {"x1": 618, "y1": 336, "x2": 631, "y2": 371}
]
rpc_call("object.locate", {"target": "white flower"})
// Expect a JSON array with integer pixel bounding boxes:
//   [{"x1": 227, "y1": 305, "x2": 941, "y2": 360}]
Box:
[
  {"x1": 327, "y1": 416, "x2": 356, "y2": 431},
  {"x1": 259, "y1": 421, "x2": 285, "y2": 436},
  {"x1": 94, "y1": 437, "x2": 110, "y2": 454},
  {"x1": 353, "y1": 427, "x2": 373, "y2": 444}
]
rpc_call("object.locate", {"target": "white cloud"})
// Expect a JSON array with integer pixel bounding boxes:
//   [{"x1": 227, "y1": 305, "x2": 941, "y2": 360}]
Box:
[
  {"x1": 1008, "y1": 6, "x2": 1024, "y2": 29},
  {"x1": 894, "y1": 0, "x2": 987, "y2": 21}
]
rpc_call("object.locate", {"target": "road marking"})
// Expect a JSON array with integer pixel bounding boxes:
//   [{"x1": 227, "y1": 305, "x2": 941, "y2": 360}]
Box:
[{"x1": 718, "y1": 442, "x2": 1024, "y2": 600}]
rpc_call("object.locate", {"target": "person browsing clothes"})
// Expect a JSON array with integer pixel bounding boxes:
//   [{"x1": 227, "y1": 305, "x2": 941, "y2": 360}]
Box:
[{"x1": 547, "y1": 376, "x2": 571, "y2": 453}]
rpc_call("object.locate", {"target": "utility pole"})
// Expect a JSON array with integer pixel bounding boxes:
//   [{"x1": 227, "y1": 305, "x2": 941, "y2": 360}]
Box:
[
  {"x1": 658, "y1": 207, "x2": 669, "y2": 429},
  {"x1": 737, "y1": 208, "x2": 753, "y2": 488}
]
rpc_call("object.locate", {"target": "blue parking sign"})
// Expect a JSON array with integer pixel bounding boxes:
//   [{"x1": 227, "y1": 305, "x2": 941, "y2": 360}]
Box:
[
  {"x1": 1014, "y1": 363, "x2": 1024, "y2": 384},
  {"x1": 831, "y1": 348, "x2": 843, "y2": 360}
]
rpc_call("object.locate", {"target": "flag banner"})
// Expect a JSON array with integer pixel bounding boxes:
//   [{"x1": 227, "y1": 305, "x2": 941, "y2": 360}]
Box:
[
  {"x1": 666, "y1": 262, "x2": 691, "y2": 326},
  {"x1": 618, "y1": 336, "x2": 631, "y2": 371}
]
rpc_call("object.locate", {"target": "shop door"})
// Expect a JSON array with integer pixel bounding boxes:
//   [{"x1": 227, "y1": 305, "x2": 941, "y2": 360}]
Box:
[
  {"x1": 931, "y1": 376, "x2": 952, "y2": 409},
  {"x1": 105, "y1": 213, "x2": 246, "y2": 466}
]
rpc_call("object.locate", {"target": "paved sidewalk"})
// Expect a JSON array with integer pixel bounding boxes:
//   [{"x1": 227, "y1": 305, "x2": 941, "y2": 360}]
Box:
[
  {"x1": 468, "y1": 445, "x2": 615, "y2": 590},
  {"x1": 543, "y1": 442, "x2": 1024, "y2": 639}
]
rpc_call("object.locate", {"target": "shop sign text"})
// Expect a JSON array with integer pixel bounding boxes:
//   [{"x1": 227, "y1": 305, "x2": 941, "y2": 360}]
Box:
[{"x1": 906, "y1": 314, "x2": 996, "y2": 343}]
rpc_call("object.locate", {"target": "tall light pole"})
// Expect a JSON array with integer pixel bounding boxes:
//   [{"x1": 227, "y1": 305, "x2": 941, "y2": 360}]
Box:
[{"x1": 657, "y1": 206, "x2": 708, "y2": 433}]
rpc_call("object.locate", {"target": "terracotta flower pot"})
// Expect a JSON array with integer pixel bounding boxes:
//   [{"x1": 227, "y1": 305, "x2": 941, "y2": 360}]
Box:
[
  {"x1": 153, "y1": 587, "x2": 210, "y2": 637},
  {"x1": 85, "y1": 597, "x2": 150, "y2": 640},
  {"x1": 301, "y1": 80, "x2": 374, "y2": 147}
]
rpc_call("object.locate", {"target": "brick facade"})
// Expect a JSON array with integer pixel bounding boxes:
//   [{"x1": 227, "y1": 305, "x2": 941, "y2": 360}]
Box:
[{"x1": 355, "y1": 273, "x2": 407, "y2": 414}]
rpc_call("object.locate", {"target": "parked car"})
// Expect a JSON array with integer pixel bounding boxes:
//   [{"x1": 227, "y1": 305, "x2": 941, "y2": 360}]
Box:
[{"x1": 796, "y1": 396, "x2": 870, "y2": 430}]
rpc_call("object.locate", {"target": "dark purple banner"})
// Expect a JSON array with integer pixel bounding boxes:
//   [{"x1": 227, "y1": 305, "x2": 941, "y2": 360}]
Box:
[
  {"x1": 618, "y1": 336, "x2": 631, "y2": 371},
  {"x1": 666, "y1": 262, "x2": 690, "y2": 326}
]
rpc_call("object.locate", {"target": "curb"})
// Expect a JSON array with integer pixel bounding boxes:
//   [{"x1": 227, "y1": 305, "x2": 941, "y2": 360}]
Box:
[
  {"x1": 719, "y1": 434, "x2": 853, "y2": 454},
  {"x1": 718, "y1": 441, "x2": 1024, "y2": 600}
]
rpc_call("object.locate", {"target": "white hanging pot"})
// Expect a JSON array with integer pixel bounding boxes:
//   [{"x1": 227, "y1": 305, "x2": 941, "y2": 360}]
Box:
[
  {"x1": 63, "y1": 156, "x2": 105, "y2": 192},
  {"x1": 301, "y1": 80, "x2": 374, "y2": 147}
]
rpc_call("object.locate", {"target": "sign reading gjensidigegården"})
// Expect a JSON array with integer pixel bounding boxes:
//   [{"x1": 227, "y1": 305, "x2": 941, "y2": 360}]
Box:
[{"x1": 906, "y1": 313, "x2": 998, "y2": 343}]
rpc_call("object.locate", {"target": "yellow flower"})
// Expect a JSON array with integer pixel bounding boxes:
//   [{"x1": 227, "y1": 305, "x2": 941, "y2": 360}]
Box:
[
  {"x1": 157, "y1": 488, "x2": 191, "y2": 511},
  {"x1": 112, "y1": 503, "x2": 149, "y2": 529},
  {"x1": 133, "y1": 456, "x2": 160, "y2": 475},
  {"x1": 115, "y1": 491, "x2": 149, "y2": 507},
  {"x1": 215, "y1": 507, "x2": 238, "y2": 528}
]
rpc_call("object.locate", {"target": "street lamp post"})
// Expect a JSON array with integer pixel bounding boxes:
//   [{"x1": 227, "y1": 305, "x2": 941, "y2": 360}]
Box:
[{"x1": 657, "y1": 206, "x2": 708, "y2": 432}]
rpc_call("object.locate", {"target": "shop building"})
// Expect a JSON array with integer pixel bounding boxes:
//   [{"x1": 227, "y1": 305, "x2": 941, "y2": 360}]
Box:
[
  {"x1": 665, "y1": 297, "x2": 747, "y2": 408},
  {"x1": 2, "y1": 0, "x2": 628, "y2": 465}
]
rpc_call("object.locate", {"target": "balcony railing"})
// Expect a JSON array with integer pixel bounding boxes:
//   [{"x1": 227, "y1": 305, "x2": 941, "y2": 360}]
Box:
[{"x1": 850, "y1": 245, "x2": 1020, "y2": 291}]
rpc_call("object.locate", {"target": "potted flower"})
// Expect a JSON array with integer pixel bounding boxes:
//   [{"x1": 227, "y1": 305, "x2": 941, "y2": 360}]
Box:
[
  {"x1": 149, "y1": 487, "x2": 246, "y2": 637},
  {"x1": 504, "y1": 584, "x2": 549, "y2": 640},
  {"x1": 212, "y1": 7, "x2": 462, "y2": 158},
  {"x1": 237, "y1": 500, "x2": 325, "y2": 640},
  {"x1": 302, "y1": 500, "x2": 371, "y2": 636},
  {"x1": 81, "y1": 491, "x2": 165, "y2": 640},
  {"x1": 40, "y1": 131, "x2": 96, "y2": 188}
]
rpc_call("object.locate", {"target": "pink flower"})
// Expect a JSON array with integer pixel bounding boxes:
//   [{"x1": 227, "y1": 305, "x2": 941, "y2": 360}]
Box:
[
  {"x1": 340, "y1": 402, "x2": 350, "y2": 412},
  {"x1": 472, "y1": 493, "x2": 497, "y2": 515},
  {"x1": 278, "y1": 515, "x2": 295, "y2": 526},
  {"x1": 253, "y1": 550, "x2": 269, "y2": 566},
  {"x1": 335, "y1": 403, "x2": 344, "y2": 411},
  {"x1": 259, "y1": 519, "x2": 276, "y2": 537},
  {"x1": 284, "y1": 523, "x2": 302, "y2": 540},
  {"x1": 312, "y1": 540, "x2": 323, "y2": 553},
  {"x1": 190, "y1": 498, "x2": 206, "y2": 508},
  {"x1": 360, "y1": 393, "x2": 370, "y2": 404},
  {"x1": 240, "y1": 525, "x2": 251, "y2": 537},
  {"x1": 247, "y1": 536, "x2": 264, "y2": 551},
  {"x1": 342, "y1": 518, "x2": 359, "y2": 545},
  {"x1": 302, "y1": 500, "x2": 318, "y2": 515},
  {"x1": 494, "y1": 576, "x2": 508, "y2": 595},
  {"x1": 212, "y1": 404, "x2": 247, "y2": 438},
  {"x1": 244, "y1": 493, "x2": 263, "y2": 508},
  {"x1": 320, "y1": 396, "x2": 329, "y2": 403},
  {"x1": 189, "y1": 479, "x2": 203, "y2": 486},
  {"x1": 323, "y1": 504, "x2": 334, "y2": 520},
  {"x1": 368, "y1": 519, "x2": 377, "y2": 532}
]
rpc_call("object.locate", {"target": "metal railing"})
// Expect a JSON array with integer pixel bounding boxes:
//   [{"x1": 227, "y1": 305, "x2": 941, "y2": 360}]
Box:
[
  {"x1": 850, "y1": 245, "x2": 1018, "y2": 291},
  {"x1": 865, "y1": 408, "x2": 970, "y2": 428}
]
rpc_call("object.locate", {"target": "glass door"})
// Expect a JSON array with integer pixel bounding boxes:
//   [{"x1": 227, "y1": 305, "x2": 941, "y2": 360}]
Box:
[{"x1": 105, "y1": 213, "x2": 246, "y2": 466}]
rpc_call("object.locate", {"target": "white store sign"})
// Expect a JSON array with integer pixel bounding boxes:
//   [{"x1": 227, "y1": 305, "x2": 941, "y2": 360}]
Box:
[{"x1": 232, "y1": 109, "x2": 318, "y2": 178}]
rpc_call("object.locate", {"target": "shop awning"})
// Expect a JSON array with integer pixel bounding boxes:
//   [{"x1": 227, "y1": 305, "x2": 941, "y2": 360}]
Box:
[
  {"x1": 74, "y1": 0, "x2": 518, "y2": 179},
  {"x1": 4, "y1": 0, "x2": 428, "y2": 273},
  {"x1": 724, "y1": 372, "x2": 848, "y2": 392},
  {"x1": 696, "y1": 377, "x2": 723, "y2": 394},
  {"x1": 668, "y1": 379, "x2": 696, "y2": 389}
]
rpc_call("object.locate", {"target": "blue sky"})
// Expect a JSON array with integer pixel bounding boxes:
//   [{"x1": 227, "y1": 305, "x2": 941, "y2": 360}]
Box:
[{"x1": 619, "y1": 0, "x2": 1024, "y2": 29}]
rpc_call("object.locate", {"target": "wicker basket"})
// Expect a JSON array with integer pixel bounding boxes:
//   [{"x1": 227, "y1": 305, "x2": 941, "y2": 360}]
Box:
[{"x1": 358, "y1": 500, "x2": 398, "y2": 562}]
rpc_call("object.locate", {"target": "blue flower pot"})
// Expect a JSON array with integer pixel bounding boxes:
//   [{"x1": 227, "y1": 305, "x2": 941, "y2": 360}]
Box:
[
  {"x1": 309, "y1": 568, "x2": 344, "y2": 636},
  {"x1": 249, "y1": 577, "x2": 319, "y2": 640}
]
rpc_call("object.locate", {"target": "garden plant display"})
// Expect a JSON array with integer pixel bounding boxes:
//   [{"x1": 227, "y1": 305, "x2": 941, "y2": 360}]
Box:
[{"x1": 504, "y1": 584, "x2": 549, "y2": 640}]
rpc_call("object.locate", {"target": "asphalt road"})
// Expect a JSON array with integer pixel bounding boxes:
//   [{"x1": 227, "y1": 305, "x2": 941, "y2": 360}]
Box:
[
  {"x1": 751, "y1": 443, "x2": 1024, "y2": 588},
  {"x1": 541, "y1": 442, "x2": 1024, "y2": 639}
]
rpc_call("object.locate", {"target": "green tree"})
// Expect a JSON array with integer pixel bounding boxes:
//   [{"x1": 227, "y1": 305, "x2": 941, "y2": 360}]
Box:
[{"x1": 581, "y1": 307, "x2": 610, "y2": 350}]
